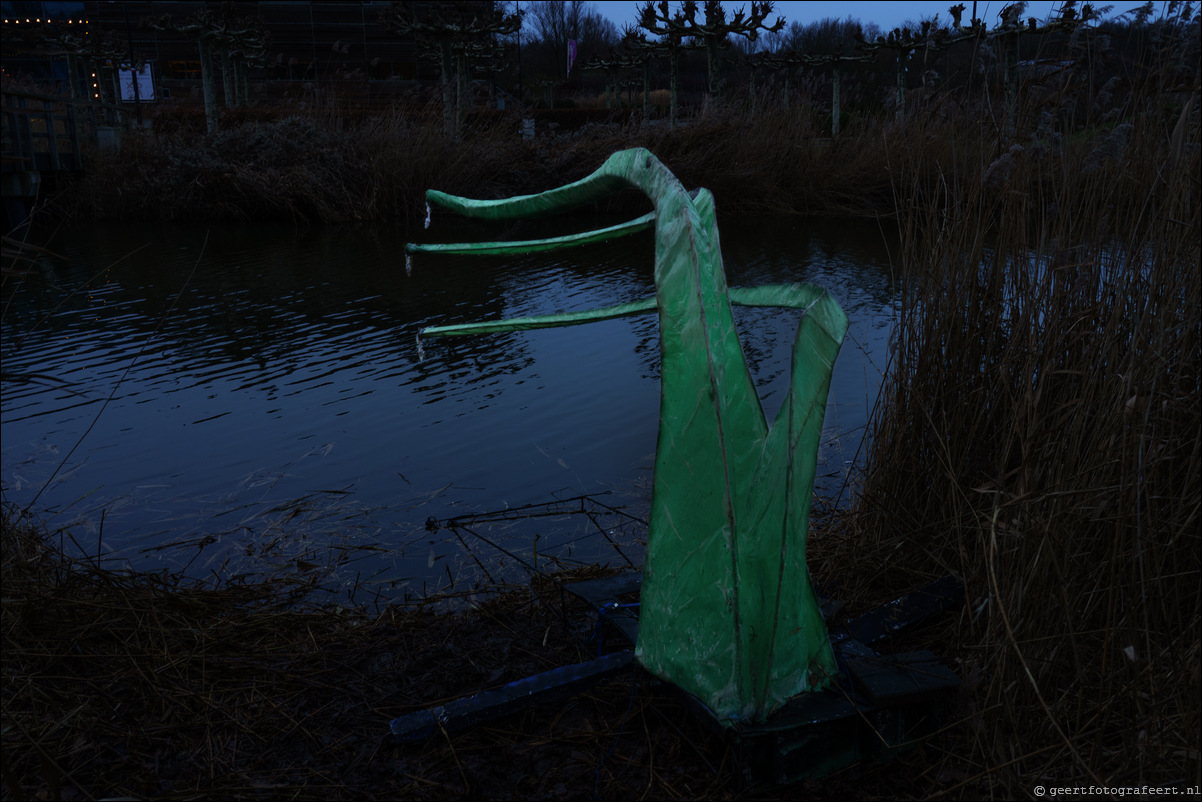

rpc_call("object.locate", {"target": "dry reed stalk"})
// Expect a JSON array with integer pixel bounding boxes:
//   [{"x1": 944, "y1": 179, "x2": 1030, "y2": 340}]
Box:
[{"x1": 841, "y1": 48, "x2": 1201, "y2": 796}]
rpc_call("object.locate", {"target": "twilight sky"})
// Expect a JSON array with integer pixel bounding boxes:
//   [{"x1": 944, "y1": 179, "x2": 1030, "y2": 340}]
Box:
[{"x1": 588, "y1": 1, "x2": 1155, "y2": 37}]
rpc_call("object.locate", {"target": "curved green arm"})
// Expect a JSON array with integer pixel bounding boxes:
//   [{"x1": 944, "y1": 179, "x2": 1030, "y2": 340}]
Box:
[
  {"x1": 422, "y1": 297, "x2": 658, "y2": 337},
  {"x1": 420, "y1": 285, "x2": 834, "y2": 337},
  {"x1": 408, "y1": 149, "x2": 846, "y2": 723},
  {"x1": 424, "y1": 170, "x2": 633, "y2": 220},
  {"x1": 405, "y1": 211, "x2": 656, "y2": 257}
]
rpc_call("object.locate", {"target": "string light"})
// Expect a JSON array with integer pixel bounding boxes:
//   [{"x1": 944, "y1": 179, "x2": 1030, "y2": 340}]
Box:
[{"x1": 1, "y1": 16, "x2": 86, "y2": 23}]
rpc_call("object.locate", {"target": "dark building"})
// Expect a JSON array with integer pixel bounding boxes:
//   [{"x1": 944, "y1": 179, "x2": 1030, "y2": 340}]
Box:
[{"x1": 3, "y1": 1, "x2": 501, "y2": 108}]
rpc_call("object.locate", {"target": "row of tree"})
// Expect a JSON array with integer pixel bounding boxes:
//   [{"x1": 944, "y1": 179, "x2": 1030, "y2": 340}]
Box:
[
  {"x1": 176, "y1": 0, "x2": 1202, "y2": 142},
  {"x1": 515, "y1": 0, "x2": 1087, "y2": 123},
  {"x1": 505, "y1": 0, "x2": 1197, "y2": 137}
]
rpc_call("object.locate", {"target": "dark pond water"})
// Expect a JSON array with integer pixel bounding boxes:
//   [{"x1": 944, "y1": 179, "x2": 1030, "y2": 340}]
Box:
[{"x1": 1, "y1": 213, "x2": 899, "y2": 603}]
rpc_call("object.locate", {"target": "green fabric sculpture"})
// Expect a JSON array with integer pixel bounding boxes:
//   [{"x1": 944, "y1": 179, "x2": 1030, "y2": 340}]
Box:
[{"x1": 408, "y1": 149, "x2": 847, "y2": 724}]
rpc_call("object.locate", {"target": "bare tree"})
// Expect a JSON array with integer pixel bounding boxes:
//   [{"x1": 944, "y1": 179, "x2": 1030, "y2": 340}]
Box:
[
  {"x1": 527, "y1": 0, "x2": 570, "y2": 78},
  {"x1": 790, "y1": 17, "x2": 871, "y2": 55},
  {"x1": 576, "y1": 7, "x2": 620, "y2": 53},
  {"x1": 526, "y1": 1, "x2": 617, "y2": 80}
]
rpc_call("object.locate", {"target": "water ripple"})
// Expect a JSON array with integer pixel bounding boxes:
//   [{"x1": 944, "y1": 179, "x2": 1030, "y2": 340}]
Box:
[{"x1": 2, "y1": 218, "x2": 898, "y2": 593}]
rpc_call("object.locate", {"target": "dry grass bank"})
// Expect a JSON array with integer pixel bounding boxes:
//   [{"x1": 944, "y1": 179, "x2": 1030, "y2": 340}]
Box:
[
  {"x1": 2, "y1": 508, "x2": 943, "y2": 801},
  {"x1": 1, "y1": 510, "x2": 653, "y2": 800}
]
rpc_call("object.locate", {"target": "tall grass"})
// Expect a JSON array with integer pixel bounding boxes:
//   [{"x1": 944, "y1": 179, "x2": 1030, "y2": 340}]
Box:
[{"x1": 836, "y1": 42, "x2": 1201, "y2": 795}]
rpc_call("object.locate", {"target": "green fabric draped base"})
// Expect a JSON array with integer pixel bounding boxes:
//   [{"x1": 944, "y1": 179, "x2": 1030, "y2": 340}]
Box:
[{"x1": 408, "y1": 149, "x2": 848, "y2": 724}]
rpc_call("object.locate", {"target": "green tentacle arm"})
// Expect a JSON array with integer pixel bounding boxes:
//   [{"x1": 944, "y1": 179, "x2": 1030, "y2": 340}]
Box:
[
  {"x1": 406, "y1": 211, "x2": 656, "y2": 257},
  {"x1": 420, "y1": 285, "x2": 835, "y2": 337},
  {"x1": 407, "y1": 149, "x2": 846, "y2": 724}
]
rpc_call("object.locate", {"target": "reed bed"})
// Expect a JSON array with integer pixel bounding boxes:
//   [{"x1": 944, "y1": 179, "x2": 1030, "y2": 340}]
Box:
[
  {"x1": 829, "y1": 60, "x2": 1202, "y2": 797},
  {"x1": 57, "y1": 99, "x2": 931, "y2": 226}
]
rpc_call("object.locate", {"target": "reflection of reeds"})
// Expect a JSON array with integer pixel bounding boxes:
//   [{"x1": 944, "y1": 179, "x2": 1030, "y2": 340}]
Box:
[{"x1": 819, "y1": 50, "x2": 1201, "y2": 795}]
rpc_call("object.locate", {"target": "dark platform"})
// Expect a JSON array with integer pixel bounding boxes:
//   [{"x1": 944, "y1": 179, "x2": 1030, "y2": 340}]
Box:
[
  {"x1": 386, "y1": 572, "x2": 963, "y2": 787},
  {"x1": 565, "y1": 571, "x2": 964, "y2": 786}
]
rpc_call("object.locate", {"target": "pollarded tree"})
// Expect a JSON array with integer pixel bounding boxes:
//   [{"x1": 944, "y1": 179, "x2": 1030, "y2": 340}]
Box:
[
  {"x1": 379, "y1": 2, "x2": 523, "y2": 139},
  {"x1": 227, "y1": 26, "x2": 270, "y2": 108},
  {"x1": 798, "y1": 50, "x2": 873, "y2": 136},
  {"x1": 672, "y1": 0, "x2": 785, "y2": 103},
  {"x1": 762, "y1": 17, "x2": 879, "y2": 122},
  {"x1": 855, "y1": 17, "x2": 955, "y2": 120},
  {"x1": 219, "y1": 17, "x2": 269, "y2": 109},
  {"x1": 624, "y1": 3, "x2": 706, "y2": 127},
  {"x1": 741, "y1": 33, "x2": 870, "y2": 134},
  {"x1": 143, "y1": 4, "x2": 266, "y2": 133},
  {"x1": 948, "y1": 1, "x2": 1100, "y2": 140},
  {"x1": 142, "y1": 11, "x2": 222, "y2": 133},
  {"x1": 451, "y1": 36, "x2": 510, "y2": 122},
  {"x1": 580, "y1": 48, "x2": 639, "y2": 109}
]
